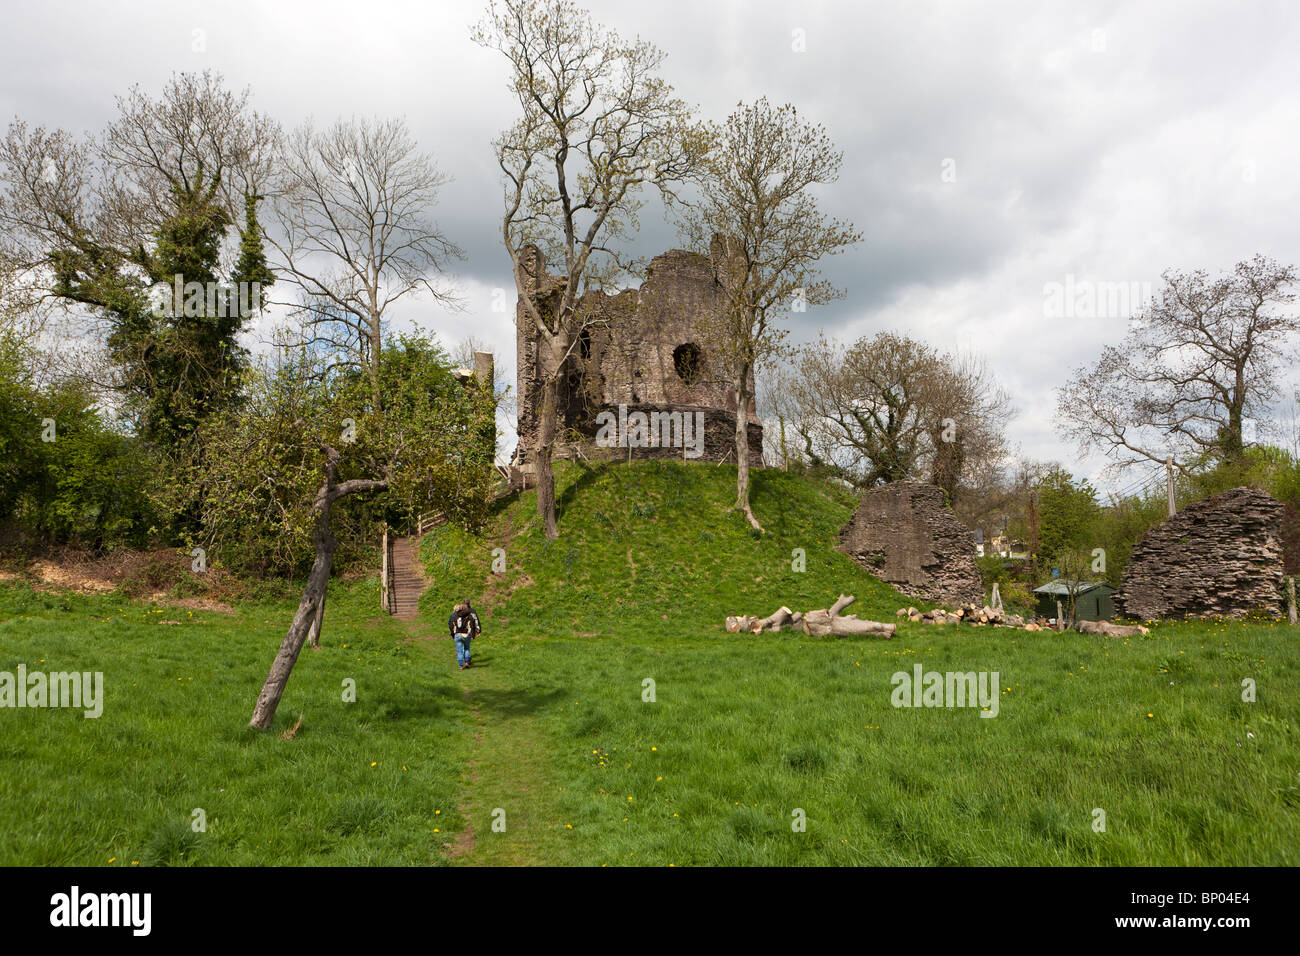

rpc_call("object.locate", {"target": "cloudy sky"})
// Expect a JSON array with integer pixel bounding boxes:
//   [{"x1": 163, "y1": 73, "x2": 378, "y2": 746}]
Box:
[{"x1": 6, "y1": 0, "x2": 1299, "y2": 489}]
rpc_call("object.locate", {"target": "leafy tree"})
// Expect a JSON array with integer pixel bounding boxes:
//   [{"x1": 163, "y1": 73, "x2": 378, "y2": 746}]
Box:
[
  {"x1": 1036, "y1": 467, "x2": 1100, "y2": 562},
  {"x1": 0, "y1": 333, "x2": 154, "y2": 547},
  {"x1": 173, "y1": 332, "x2": 496, "y2": 729},
  {"x1": 0, "y1": 72, "x2": 278, "y2": 453}
]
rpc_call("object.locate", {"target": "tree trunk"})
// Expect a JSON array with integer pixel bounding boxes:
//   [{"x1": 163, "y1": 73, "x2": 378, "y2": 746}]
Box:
[
  {"x1": 733, "y1": 370, "x2": 761, "y2": 531},
  {"x1": 250, "y1": 491, "x2": 336, "y2": 730},
  {"x1": 828, "y1": 617, "x2": 896, "y2": 638},
  {"x1": 307, "y1": 559, "x2": 330, "y2": 649},
  {"x1": 535, "y1": 373, "x2": 559, "y2": 539},
  {"x1": 249, "y1": 462, "x2": 388, "y2": 731}
]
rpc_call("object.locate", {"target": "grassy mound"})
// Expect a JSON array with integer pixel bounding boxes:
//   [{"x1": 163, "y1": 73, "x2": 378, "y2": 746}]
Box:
[{"x1": 418, "y1": 460, "x2": 916, "y2": 638}]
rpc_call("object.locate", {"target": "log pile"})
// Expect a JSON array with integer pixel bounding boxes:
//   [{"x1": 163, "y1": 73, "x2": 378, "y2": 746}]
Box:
[
  {"x1": 725, "y1": 594, "x2": 895, "y2": 638},
  {"x1": 895, "y1": 602, "x2": 1028, "y2": 628}
]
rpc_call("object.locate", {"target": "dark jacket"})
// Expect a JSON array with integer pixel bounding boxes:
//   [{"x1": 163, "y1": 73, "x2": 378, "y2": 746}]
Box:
[{"x1": 449, "y1": 606, "x2": 480, "y2": 638}]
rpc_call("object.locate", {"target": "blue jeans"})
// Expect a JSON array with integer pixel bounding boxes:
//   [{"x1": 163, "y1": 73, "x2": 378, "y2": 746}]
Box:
[{"x1": 454, "y1": 634, "x2": 472, "y2": 666}]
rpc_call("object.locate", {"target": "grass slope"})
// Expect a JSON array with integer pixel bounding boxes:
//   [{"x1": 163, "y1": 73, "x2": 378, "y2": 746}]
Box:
[{"x1": 418, "y1": 460, "x2": 913, "y2": 637}]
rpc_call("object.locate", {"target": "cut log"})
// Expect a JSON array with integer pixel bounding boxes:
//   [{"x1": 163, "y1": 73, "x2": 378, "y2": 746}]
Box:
[
  {"x1": 829, "y1": 594, "x2": 856, "y2": 616},
  {"x1": 751, "y1": 606, "x2": 794, "y2": 633},
  {"x1": 829, "y1": 616, "x2": 896, "y2": 638},
  {"x1": 1076, "y1": 620, "x2": 1149, "y2": 637},
  {"x1": 801, "y1": 609, "x2": 834, "y2": 633},
  {"x1": 725, "y1": 615, "x2": 755, "y2": 633}
]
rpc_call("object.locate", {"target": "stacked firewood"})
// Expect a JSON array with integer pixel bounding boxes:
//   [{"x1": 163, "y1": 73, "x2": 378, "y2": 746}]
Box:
[
  {"x1": 899, "y1": 603, "x2": 1028, "y2": 628},
  {"x1": 725, "y1": 594, "x2": 895, "y2": 638}
]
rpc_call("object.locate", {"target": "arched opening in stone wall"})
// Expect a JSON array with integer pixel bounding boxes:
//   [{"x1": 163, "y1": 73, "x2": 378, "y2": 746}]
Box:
[{"x1": 673, "y1": 342, "x2": 704, "y2": 386}]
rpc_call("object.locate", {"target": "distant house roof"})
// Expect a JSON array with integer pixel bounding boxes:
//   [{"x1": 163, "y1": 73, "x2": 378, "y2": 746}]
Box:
[{"x1": 1033, "y1": 579, "x2": 1116, "y2": 596}]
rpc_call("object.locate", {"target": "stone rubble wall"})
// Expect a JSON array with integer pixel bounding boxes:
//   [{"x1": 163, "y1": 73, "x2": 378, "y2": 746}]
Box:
[
  {"x1": 1117, "y1": 486, "x2": 1286, "y2": 620},
  {"x1": 837, "y1": 481, "x2": 984, "y2": 606}
]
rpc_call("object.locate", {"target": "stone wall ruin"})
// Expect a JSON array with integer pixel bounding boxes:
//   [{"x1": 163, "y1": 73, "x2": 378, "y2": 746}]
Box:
[
  {"x1": 1117, "y1": 486, "x2": 1286, "y2": 620},
  {"x1": 514, "y1": 245, "x2": 763, "y2": 472},
  {"x1": 837, "y1": 481, "x2": 984, "y2": 606}
]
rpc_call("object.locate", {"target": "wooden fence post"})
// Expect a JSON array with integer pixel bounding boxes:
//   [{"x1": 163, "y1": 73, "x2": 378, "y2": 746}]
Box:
[{"x1": 1289, "y1": 576, "x2": 1297, "y2": 626}]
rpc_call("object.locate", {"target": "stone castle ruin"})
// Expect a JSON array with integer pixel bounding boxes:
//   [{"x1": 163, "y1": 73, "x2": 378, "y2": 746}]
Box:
[
  {"x1": 837, "y1": 481, "x2": 985, "y2": 607},
  {"x1": 1117, "y1": 486, "x2": 1286, "y2": 620},
  {"x1": 513, "y1": 244, "x2": 763, "y2": 477}
]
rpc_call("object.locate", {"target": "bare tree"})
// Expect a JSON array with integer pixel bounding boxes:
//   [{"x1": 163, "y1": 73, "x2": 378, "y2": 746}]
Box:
[
  {"x1": 474, "y1": 0, "x2": 707, "y2": 538},
  {"x1": 1058, "y1": 255, "x2": 1298, "y2": 475},
  {"x1": 754, "y1": 360, "x2": 806, "y2": 470},
  {"x1": 789, "y1": 330, "x2": 1013, "y2": 499},
  {"x1": 268, "y1": 117, "x2": 463, "y2": 415},
  {"x1": 677, "y1": 98, "x2": 860, "y2": 530}
]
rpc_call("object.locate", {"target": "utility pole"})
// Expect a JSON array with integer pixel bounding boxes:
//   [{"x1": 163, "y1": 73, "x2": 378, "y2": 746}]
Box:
[{"x1": 1166, "y1": 455, "x2": 1176, "y2": 517}]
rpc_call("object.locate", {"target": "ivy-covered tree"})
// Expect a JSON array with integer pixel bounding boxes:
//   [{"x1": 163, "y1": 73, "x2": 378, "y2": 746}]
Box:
[{"x1": 0, "y1": 72, "x2": 279, "y2": 454}]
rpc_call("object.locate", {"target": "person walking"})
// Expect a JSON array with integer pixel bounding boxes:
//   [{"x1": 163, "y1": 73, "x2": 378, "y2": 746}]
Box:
[{"x1": 448, "y1": 600, "x2": 481, "y2": 669}]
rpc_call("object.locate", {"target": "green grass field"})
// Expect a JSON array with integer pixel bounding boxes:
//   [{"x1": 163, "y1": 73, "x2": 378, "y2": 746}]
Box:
[{"x1": 2, "y1": 461, "x2": 1297, "y2": 865}]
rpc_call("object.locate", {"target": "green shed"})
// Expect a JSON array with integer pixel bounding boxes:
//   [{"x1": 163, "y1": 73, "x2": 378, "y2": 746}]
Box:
[{"x1": 1033, "y1": 580, "x2": 1117, "y2": 622}]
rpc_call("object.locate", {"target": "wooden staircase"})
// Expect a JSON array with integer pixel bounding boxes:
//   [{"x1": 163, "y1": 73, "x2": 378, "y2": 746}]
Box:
[{"x1": 388, "y1": 536, "x2": 425, "y2": 620}]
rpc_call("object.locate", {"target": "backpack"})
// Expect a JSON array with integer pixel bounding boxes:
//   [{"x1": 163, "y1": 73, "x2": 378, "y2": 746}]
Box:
[{"x1": 450, "y1": 607, "x2": 473, "y2": 636}]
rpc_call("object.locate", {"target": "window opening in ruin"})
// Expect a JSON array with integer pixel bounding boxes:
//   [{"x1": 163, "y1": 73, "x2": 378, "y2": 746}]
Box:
[{"x1": 673, "y1": 343, "x2": 703, "y2": 386}]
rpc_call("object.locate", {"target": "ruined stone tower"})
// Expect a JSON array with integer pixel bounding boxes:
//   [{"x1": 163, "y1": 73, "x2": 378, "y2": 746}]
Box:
[{"x1": 513, "y1": 245, "x2": 763, "y2": 474}]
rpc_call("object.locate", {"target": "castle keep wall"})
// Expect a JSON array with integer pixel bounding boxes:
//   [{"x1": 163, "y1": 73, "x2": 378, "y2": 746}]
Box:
[{"x1": 515, "y1": 247, "x2": 763, "y2": 468}]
